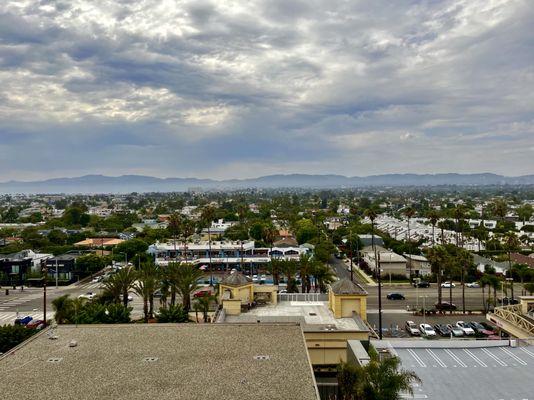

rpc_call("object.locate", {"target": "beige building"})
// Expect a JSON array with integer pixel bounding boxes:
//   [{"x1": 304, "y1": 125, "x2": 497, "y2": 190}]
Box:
[
  {"x1": 488, "y1": 296, "x2": 534, "y2": 341},
  {"x1": 404, "y1": 254, "x2": 431, "y2": 277},
  {"x1": 220, "y1": 276, "x2": 370, "y2": 368},
  {"x1": 0, "y1": 324, "x2": 320, "y2": 400},
  {"x1": 362, "y1": 245, "x2": 408, "y2": 277}
]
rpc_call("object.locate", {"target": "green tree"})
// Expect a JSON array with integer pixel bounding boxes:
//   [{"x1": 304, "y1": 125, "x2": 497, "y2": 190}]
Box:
[
  {"x1": 193, "y1": 292, "x2": 217, "y2": 322},
  {"x1": 295, "y1": 219, "x2": 319, "y2": 244},
  {"x1": 403, "y1": 207, "x2": 415, "y2": 242},
  {"x1": 0, "y1": 325, "x2": 38, "y2": 353},
  {"x1": 174, "y1": 263, "x2": 203, "y2": 311},
  {"x1": 156, "y1": 304, "x2": 189, "y2": 323},
  {"x1": 103, "y1": 267, "x2": 137, "y2": 307},
  {"x1": 134, "y1": 262, "x2": 160, "y2": 322},
  {"x1": 113, "y1": 238, "x2": 149, "y2": 261},
  {"x1": 337, "y1": 356, "x2": 420, "y2": 400},
  {"x1": 313, "y1": 263, "x2": 335, "y2": 293},
  {"x1": 524, "y1": 283, "x2": 534, "y2": 295}
]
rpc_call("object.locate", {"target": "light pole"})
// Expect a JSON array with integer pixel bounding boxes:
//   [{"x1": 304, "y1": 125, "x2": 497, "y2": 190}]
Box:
[
  {"x1": 55, "y1": 258, "x2": 59, "y2": 289},
  {"x1": 506, "y1": 277, "x2": 514, "y2": 304},
  {"x1": 419, "y1": 295, "x2": 428, "y2": 325},
  {"x1": 349, "y1": 229, "x2": 353, "y2": 282}
]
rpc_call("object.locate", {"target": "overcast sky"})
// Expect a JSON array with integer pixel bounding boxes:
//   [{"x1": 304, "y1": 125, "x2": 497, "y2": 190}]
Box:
[{"x1": 0, "y1": 0, "x2": 532, "y2": 181}]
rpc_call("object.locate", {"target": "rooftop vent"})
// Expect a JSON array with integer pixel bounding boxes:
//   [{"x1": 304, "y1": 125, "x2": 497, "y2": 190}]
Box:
[
  {"x1": 309, "y1": 312, "x2": 317, "y2": 316},
  {"x1": 143, "y1": 357, "x2": 159, "y2": 362},
  {"x1": 253, "y1": 355, "x2": 271, "y2": 361},
  {"x1": 47, "y1": 357, "x2": 63, "y2": 363}
]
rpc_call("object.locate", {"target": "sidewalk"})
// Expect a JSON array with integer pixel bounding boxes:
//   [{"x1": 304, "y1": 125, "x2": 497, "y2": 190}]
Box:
[{"x1": 343, "y1": 259, "x2": 377, "y2": 286}]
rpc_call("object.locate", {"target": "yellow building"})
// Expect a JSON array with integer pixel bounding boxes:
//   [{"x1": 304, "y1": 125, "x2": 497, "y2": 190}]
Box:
[
  {"x1": 218, "y1": 273, "x2": 278, "y2": 315},
  {"x1": 488, "y1": 295, "x2": 534, "y2": 341},
  {"x1": 328, "y1": 279, "x2": 368, "y2": 321}
]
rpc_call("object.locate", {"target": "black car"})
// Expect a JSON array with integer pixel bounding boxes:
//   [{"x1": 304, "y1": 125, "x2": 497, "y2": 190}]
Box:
[
  {"x1": 413, "y1": 281, "x2": 430, "y2": 288},
  {"x1": 433, "y1": 323, "x2": 451, "y2": 336},
  {"x1": 498, "y1": 297, "x2": 519, "y2": 305},
  {"x1": 435, "y1": 301, "x2": 457, "y2": 311},
  {"x1": 386, "y1": 292, "x2": 405, "y2": 300}
]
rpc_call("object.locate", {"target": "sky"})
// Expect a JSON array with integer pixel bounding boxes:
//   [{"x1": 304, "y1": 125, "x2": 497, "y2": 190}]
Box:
[{"x1": 0, "y1": 0, "x2": 533, "y2": 181}]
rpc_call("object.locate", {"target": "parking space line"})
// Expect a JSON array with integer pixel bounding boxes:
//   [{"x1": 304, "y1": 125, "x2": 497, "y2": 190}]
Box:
[
  {"x1": 407, "y1": 349, "x2": 426, "y2": 368},
  {"x1": 500, "y1": 348, "x2": 527, "y2": 366},
  {"x1": 444, "y1": 349, "x2": 467, "y2": 367},
  {"x1": 463, "y1": 349, "x2": 487, "y2": 367},
  {"x1": 520, "y1": 348, "x2": 534, "y2": 359},
  {"x1": 426, "y1": 349, "x2": 447, "y2": 368},
  {"x1": 481, "y1": 348, "x2": 507, "y2": 367}
]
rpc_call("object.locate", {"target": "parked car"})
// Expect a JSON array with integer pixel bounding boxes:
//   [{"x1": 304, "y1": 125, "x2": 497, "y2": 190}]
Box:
[
  {"x1": 413, "y1": 281, "x2": 430, "y2": 288},
  {"x1": 194, "y1": 290, "x2": 213, "y2": 298},
  {"x1": 419, "y1": 323, "x2": 436, "y2": 336},
  {"x1": 479, "y1": 321, "x2": 497, "y2": 333},
  {"x1": 405, "y1": 320, "x2": 420, "y2": 336},
  {"x1": 14, "y1": 316, "x2": 33, "y2": 326},
  {"x1": 498, "y1": 297, "x2": 519, "y2": 305},
  {"x1": 26, "y1": 319, "x2": 46, "y2": 330},
  {"x1": 466, "y1": 282, "x2": 480, "y2": 288},
  {"x1": 435, "y1": 301, "x2": 457, "y2": 311},
  {"x1": 78, "y1": 292, "x2": 96, "y2": 300},
  {"x1": 386, "y1": 292, "x2": 406, "y2": 300},
  {"x1": 433, "y1": 324, "x2": 451, "y2": 336},
  {"x1": 446, "y1": 324, "x2": 464, "y2": 337},
  {"x1": 468, "y1": 321, "x2": 494, "y2": 336},
  {"x1": 441, "y1": 282, "x2": 456, "y2": 288},
  {"x1": 456, "y1": 321, "x2": 475, "y2": 335}
]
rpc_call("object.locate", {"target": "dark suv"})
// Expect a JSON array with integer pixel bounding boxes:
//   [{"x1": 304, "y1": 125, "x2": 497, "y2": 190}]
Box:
[
  {"x1": 413, "y1": 281, "x2": 430, "y2": 288},
  {"x1": 435, "y1": 301, "x2": 457, "y2": 311},
  {"x1": 387, "y1": 292, "x2": 406, "y2": 300}
]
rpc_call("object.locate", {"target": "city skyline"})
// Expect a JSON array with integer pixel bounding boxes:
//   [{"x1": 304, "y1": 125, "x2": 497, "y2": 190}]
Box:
[{"x1": 1, "y1": 0, "x2": 533, "y2": 180}]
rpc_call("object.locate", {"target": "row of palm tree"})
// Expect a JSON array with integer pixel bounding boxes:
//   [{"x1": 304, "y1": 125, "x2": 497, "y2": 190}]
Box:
[
  {"x1": 270, "y1": 254, "x2": 336, "y2": 293},
  {"x1": 102, "y1": 262, "x2": 204, "y2": 322}
]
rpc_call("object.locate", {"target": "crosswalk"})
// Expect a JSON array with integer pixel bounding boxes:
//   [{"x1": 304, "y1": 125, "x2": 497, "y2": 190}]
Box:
[
  {"x1": 0, "y1": 291, "x2": 44, "y2": 311},
  {"x1": 0, "y1": 311, "x2": 46, "y2": 325}
]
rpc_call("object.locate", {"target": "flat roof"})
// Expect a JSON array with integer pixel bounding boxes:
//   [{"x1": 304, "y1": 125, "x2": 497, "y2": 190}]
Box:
[
  {"x1": 225, "y1": 301, "x2": 369, "y2": 332},
  {"x1": 374, "y1": 340, "x2": 534, "y2": 400},
  {"x1": 0, "y1": 324, "x2": 319, "y2": 400}
]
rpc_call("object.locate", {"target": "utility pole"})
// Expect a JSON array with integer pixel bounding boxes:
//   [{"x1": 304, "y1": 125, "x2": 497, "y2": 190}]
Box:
[
  {"x1": 349, "y1": 229, "x2": 353, "y2": 282},
  {"x1": 377, "y1": 251, "x2": 383, "y2": 340},
  {"x1": 42, "y1": 260, "x2": 47, "y2": 327},
  {"x1": 55, "y1": 258, "x2": 59, "y2": 289}
]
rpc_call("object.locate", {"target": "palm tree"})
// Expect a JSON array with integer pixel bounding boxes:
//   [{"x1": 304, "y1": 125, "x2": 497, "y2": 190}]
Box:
[
  {"x1": 403, "y1": 207, "x2": 415, "y2": 242},
  {"x1": 200, "y1": 206, "x2": 216, "y2": 284},
  {"x1": 299, "y1": 253, "x2": 314, "y2": 293},
  {"x1": 174, "y1": 263, "x2": 203, "y2": 312},
  {"x1": 193, "y1": 292, "x2": 217, "y2": 322},
  {"x1": 456, "y1": 248, "x2": 473, "y2": 314},
  {"x1": 492, "y1": 199, "x2": 507, "y2": 221},
  {"x1": 134, "y1": 261, "x2": 160, "y2": 322},
  {"x1": 281, "y1": 259, "x2": 299, "y2": 293},
  {"x1": 264, "y1": 225, "x2": 278, "y2": 283},
  {"x1": 453, "y1": 205, "x2": 466, "y2": 247},
  {"x1": 337, "y1": 356, "x2": 420, "y2": 400},
  {"x1": 425, "y1": 246, "x2": 448, "y2": 306},
  {"x1": 427, "y1": 210, "x2": 439, "y2": 246},
  {"x1": 181, "y1": 220, "x2": 195, "y2": 263},
  {"x1": 168, "y1": 213, "x2": 182, "y2": 260},
  {"x1": 52, "y1": 294, "x2": 73, "y2": 324},
  {"x1": 269, "y1": 258, "x2": 283, "y2": 286},
  {"x1": 104, "y1": 267, "x2": 137, "y2": 307},
  {"x1": 313, "y1": 263, "x2": 335, "y2": 293}
]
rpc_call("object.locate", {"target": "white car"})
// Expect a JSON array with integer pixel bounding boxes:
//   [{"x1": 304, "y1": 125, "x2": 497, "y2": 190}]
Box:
[
  {"x1": 456, "y1": 321, "x2": 475, "y2": 335},
  {"x1": 446, "y1": 324, "x2": 464, "y2": 337},
  {"x1": 78, "y1": 292, "x2": 96, "y2": 300},
  {"x1": 419, "y1": 323, "x2": 436, "y2": 336},
  {"x1": 466, "y1": 282, "x2": 480, "y2": 288},
  {"x1": 405, "y1": 320, "x2": 420, "y2": 336},
  {"x1": 441, "y1": 282, "x2": 456, "y2": 288}
]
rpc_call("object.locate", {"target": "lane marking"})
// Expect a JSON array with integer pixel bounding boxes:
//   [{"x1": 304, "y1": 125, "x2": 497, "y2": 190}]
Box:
[
  {"x1": 407, "y1": 349, "x2": 426, "y2": 368},
  {"x1": 463, "y1": 349, "x2": 487, "y2": 367},
  {"x1": 520, "y1": 348, "x2": 534, "y2": 359},
  {"x1": 481, "y1": 348, "x2": 507, "y2": 367},
  {"x1": 444, "y1": 349, "x2": 467, "y2": 367},
  {"x1": 500, "y1": 347, "x2": 527, "y2": 366},
  {"x1": 426, "y1": 349, "x2": 447, "y2": 368}
]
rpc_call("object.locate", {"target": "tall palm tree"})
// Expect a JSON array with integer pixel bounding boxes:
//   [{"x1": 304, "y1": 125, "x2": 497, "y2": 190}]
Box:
[
  {"x1": 181, "y1": 219, "x2": 195, "y2": 263},
  {"x1": 264, "y1": 225, "x2": 279, "y2": 284},
  {"x1": 403, "y1": 207, "x2": 415, "y2": 242},
  {"x1": 201, "y1": 206, "x2": 216, "y2": 284},
  {"x1": 134, "y1": 261, "x2": 160, "y2": 322},
  {"x1": 456, "y1": 248, "x2": 473, "y2": 314},
  {"x1": 174, "y1": 263, "x2": 203, "y2": 312},
  {"x1": 425, "y1": 246, "x2": 448, "y2": 306},
  {"x1": 281, "y1": 259, "x2": 299, "y2": 293},
  {"x1": 52, "y1": 294, "x2": 73, "y2": 324},
  {"x1": 337, "y1": 356, "x2": 420, "y2": 400},
  {"x1": 299, "y1": 253, "x2": 314, "y2": 293},
  {"x1": 453, "y1": 205, "x2": 466, "y2": 247},
  {"x1": 427, "y1": 210, "x2": 439, "y2": 246},
  {"x1": 168, "y1": 213, "x2": 182, "y2": 260}
]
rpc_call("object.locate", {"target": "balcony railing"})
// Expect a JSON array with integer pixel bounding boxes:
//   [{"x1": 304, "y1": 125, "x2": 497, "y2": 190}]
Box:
[{"x1": 492, "y1": 305, "x2": 534, "y2": 337}]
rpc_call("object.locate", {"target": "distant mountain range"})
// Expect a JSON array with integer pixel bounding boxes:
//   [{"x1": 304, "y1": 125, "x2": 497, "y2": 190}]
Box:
[{"x1": 0, "y1": 173, "x2": 533, "y2": 194}]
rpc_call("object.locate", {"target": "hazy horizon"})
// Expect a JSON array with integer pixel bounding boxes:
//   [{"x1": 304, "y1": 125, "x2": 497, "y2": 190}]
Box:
[{"x1": 1, "y1": 1, "x2": 533, "y2": 181}]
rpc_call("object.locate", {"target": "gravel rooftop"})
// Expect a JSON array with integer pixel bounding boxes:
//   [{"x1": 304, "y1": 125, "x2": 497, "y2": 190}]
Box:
[{"x1": 0, "y1": 323, "x2": 319, "y2": 400}]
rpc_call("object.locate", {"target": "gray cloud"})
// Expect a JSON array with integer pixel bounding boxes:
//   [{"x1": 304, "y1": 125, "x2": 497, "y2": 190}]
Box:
[{"x1": 0, "y1": 0, "x2": 532, "y2": 181}]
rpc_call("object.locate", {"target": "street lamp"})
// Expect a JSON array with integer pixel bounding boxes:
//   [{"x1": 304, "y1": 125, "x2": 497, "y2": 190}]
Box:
[{"x1": 419, "y1": 295, "x2": 429, "y2": 325}]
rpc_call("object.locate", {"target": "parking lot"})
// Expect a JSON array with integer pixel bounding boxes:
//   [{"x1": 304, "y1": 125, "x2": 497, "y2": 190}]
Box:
[{"x1": 390, "y1": 344, "x2": 534, "y2": 399}]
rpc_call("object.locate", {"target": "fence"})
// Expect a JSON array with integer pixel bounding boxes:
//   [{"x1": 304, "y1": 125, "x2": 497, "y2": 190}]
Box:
[{"x1": 277, "y1": 292, "x2": 328, "y2": 302}]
